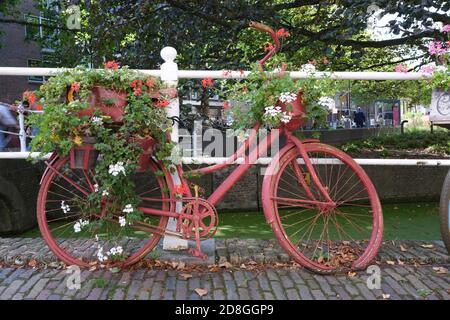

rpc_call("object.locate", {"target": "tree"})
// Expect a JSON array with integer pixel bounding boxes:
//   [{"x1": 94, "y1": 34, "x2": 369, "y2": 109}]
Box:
[{"x1": 24, "y1": 0, "x2": 447, "y2": 70}]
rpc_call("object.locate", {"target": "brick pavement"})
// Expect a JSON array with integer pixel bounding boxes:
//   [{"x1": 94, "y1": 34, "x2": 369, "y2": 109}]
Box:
[{"x1": 0, "y1": 238, "x2": 448, "y2": 300}]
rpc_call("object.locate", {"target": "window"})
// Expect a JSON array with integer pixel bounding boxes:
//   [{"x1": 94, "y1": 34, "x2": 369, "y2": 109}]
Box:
[{"x1": 24, "y1": 13, "x2": 58, "y2": 44}]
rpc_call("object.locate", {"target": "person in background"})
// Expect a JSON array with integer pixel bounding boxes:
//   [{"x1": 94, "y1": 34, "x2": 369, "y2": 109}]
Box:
[
  {"x1": 354, "y1": 107, "x2": 366, "y2": 128},
  {"x1": 0, "y1": 102, "x2": 18, "y2": 151}
]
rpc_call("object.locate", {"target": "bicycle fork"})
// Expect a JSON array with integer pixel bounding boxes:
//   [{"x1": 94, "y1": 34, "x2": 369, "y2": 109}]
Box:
[{"x1": 284, "y1": 131, "x2": 336, "y2": 211}]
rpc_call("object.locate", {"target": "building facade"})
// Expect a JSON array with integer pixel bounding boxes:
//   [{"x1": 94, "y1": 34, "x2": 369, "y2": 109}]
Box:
[{"x1": 0, "y1": 0, "x2": 44, "y2": 104}]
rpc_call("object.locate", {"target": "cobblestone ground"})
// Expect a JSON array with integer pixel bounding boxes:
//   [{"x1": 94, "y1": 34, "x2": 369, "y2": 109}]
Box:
[{"x1": 0, "y1": 238, "x2": 448, "y2": 300}]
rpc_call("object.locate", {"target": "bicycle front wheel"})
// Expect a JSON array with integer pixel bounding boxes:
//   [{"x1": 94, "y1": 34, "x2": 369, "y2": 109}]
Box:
[
  {"x1": 262, "y1": 143, "x2": 383, "y2": 273},
  {"x1": 439, "y1": 169, "x2": 450, "y2": 254}
]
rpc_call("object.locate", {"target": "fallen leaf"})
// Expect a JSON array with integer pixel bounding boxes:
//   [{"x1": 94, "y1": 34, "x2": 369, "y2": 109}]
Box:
[
  {"x1": 89, "y1": 266, "x2": 97, "y2": 271},
  {"x1": 400, "y1": 245, "x2": 408, "y2": 252},
  {"x1": 177, "y1": 261, "x2": 186, "y2": 270},
  {"x1": 170, "y1": 261, "x2": 179, "y2": 269},
  {"x1": 180, "y1": 273, "x2": 193, "y2": 280},
  {"x1": 240, "y1": 264, "x2": 247, "y2": 269},
  {"x1": 28, "y1": 259, "x2": 38, "y2": 268},
  {"x1": 219, "y1": 262, "x2": 233, "y2": 269},
  {"x1": 386, "y1": 260, "x2": 396, "y2": 265},
  {"x1": 397, "y1": 259, "x2": 404, "y2": 265},
  {"x1": 382, "y1": 294, "x2": 390, "y2": 299},
  {"x1": 432, "y1": 267, "x2": 448, "y2": 274},
  {"x1": 195, "y1": 288, "x2": 208, "y2": 297},
  {"x1": 347, "y1": 271, "x2": 356, "y2": 278},
  {"x1": 420, "y1": 244, "x2": 434, "y2": 249}
]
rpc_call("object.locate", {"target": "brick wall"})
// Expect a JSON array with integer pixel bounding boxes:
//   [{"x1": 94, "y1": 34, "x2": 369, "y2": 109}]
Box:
[{"x1": 0, "y1": 0, "x2": 42, "y2": 104}]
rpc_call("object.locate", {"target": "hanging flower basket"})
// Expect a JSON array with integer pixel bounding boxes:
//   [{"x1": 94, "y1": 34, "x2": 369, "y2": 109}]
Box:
[
  {"x1": 276, "y1": 90, "x2": 307, "y2": 131},
  {"x1": 69, "y1": 137, "x2": 99, "y2": 170}
]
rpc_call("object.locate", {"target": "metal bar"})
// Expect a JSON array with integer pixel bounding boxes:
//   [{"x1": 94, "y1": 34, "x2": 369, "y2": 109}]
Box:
[
  {"x1": 0, "y1": 67, "x2": 429, "y2": 80},
  {"x1": 0, "y1": 153, "x2": 449, "y2": 166}
]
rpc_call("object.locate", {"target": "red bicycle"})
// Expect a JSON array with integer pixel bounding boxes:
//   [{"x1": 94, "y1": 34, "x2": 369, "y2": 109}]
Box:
[{"x1": 37, "y1": 22, "x2": 383, "y2": 274}]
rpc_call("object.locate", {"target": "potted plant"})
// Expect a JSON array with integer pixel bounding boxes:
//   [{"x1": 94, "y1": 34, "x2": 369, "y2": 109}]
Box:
[
  {"x1": 26, "y1": 61, "x2": 176, "y2": 232},
  {"x1": 222, "y1": 61, "x2": 336, "y2": 132}
]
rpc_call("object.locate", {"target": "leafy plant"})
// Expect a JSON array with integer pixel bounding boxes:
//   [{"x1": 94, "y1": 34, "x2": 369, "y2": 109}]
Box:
[
  {"x1": 26, "y1": 63, "x2": 176, "y2": 242},
  {"x1": 222, "y1": 62, "x2": 337, "y2": 130}
]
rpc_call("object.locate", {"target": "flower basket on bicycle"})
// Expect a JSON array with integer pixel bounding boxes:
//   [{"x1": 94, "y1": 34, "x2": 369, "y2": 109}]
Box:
[
  {"x1": 276, "y1": 90, "x2": 306, "y2": 131},
  {"x1": 69, "y1": 136, "x2": 99, "y2": 170}
]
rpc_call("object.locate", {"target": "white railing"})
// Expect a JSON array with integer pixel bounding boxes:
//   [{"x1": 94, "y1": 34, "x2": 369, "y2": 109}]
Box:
[
  {"x1": 0, "y1": 47, "x2": 447, "y2": 250},
  {"x1": 0, "y1": 46, "x2": 442, "y2": 165}
]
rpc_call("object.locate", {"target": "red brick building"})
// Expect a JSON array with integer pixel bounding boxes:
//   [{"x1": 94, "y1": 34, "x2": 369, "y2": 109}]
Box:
[{"x1": 0, "y1": 0, "x2": 45, "y2": 104}]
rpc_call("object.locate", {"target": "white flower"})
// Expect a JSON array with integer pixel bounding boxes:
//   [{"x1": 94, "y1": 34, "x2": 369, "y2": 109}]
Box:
[
  {"x1": 102, "y1": 190, "x2": 109, "y2": 197},
  {"x1": 436, "y1": 65, "x2": 447, "y2": 72},
  {"x1": 73, "y1": 222, "x2": 81, "y2": 233},
  {"x1": 107, "y1": 246, "x2": 123, "y2": 257},
  {"x1": 97, "y1": 247, "x2": 108, "y2": 262},
  {"x1": 94, "y1": 184, "x2": 99, "y2": 192},
  {"x1": 61, "y1": 201, "x2": 71, "y2": 214},
  {"x1": 119, "y1": 216, "x2": 127, "y2": 227},
  {"x1": 122, "y1": 204, "x2": 134, "y2": 214},
  {"x1": 91, "y1": 116, "x2": 103, "y2": 125},
  {"x1": 300, "y1": 63, "x2": 316, "y2": 74},
  {"x1": 108, "y1": 161, "x2": 126, "y2": 177},
  {"x1": 280, "y1": 113, "x2": 292, "y2": 123},
  {"x1": 318, "y1": 97, "x2": 335, "y2": 111},
  {"x1": 279, "y1": 92, "x2": 297, "y2": 104}
]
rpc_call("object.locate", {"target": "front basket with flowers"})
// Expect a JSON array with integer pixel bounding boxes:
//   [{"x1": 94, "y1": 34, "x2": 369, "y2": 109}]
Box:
[{"x1": 27, "y1": 62, "x2": 176, "y2": 265}]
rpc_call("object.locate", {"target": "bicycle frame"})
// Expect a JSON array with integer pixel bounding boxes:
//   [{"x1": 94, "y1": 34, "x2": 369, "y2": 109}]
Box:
[{"x1": 139, "y1": 123, "x2": 335, "y2": 220}]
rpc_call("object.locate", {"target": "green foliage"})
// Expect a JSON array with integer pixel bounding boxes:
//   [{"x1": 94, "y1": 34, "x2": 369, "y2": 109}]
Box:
[
  {"x1": 340, "y1": 130, "x2": 450, "y2": 156},
  {"x1": 26, "y1": 65, "x2": 175, "y2": 225},
  {"x1": 223, "y1": 63, "x2": 336, "y2": 129}
]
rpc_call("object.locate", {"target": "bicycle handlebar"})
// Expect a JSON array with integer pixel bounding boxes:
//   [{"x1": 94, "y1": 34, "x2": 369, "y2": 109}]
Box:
[{"x1": 249, "y1": 21, "x2": 280, "y2": 71}]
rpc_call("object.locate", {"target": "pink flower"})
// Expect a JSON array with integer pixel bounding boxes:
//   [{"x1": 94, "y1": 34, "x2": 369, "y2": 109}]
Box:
[
  {"x1": 428, "y1": 41, "x2": 447, "y2": 56},
  {"x1": 442, "y1": 25, "x2": 450, "y2": 33},
  {"x1": 420, "y1": 64, "x2": 435, "y2": 75},
  {"x1": 394, "y1": 64, "x2": 408, "y2": 73},
  {"x1": 264, "y1": 43, "x2": 274, "y2": 52},
  {"x1": 104, "y1": 60, "x2": 120, "y2": 70},
  {"x1": 201, "y1": 78, "x2": 214, "y2": 88},
  {"x1": 133, "y1": 88, "x2": 142, "y2": 96}
]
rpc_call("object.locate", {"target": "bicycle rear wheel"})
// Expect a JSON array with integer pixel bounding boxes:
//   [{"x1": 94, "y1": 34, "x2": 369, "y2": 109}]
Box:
[
  {"x1": 263, "y1": 142, "x2": 383, "y2": 273},
  {"x1": 439, "y1": 169, "x2": 450, "y2": 254}
]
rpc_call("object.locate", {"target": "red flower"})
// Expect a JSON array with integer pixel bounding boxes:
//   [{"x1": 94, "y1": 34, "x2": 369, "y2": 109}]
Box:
[
  {"x1": 155, "y1": 99, "x2": 170, "y2": 107},
  {"x1": 34, "y1": 104, "x2": 43, "y2": 111},
  {"x1": 276, "y1": 28, "x2": 289, "y2": 38},
  {"x1": 145, "y1": 78, "x2": 155, "y2": 88},
  {"x1": 308, "y1": 59, "x2": 317, "y2": 66},
  {"x1": 223, "y1": 101, "x2": 229, "y2": 110},
  {"x1": 104, "y1": 60, "x2": 120, "y2": 70},
  {"x1": 174, "y1": 185, "x2": 189, "y2": 196},
  {"x1": 131, "y1": 80, "x2": 143, "y2": 88},
  {"x1": 133, "y1": 88, "x2": 142, "y2": 96},
  {"x1": 323, "y1": 56, "x2": 329, "y2": 65},
  {"x1": 201, "y1": 78, "x2": 214, "y2": 88},
  {"x1": 264, "y1": 42, "x2": 274, "y2": 52},
  {"x1": 71, "y1": 82, "x2": 80, "y2": 92},
  {"x1": 22, "y1": 91, "x2": 36, "y2": 105}
]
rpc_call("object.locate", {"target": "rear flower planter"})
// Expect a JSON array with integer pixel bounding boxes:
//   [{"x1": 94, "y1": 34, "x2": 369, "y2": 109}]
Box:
[{"x1": 77, "y1": 86, "x2": 128, "y2": 122}]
